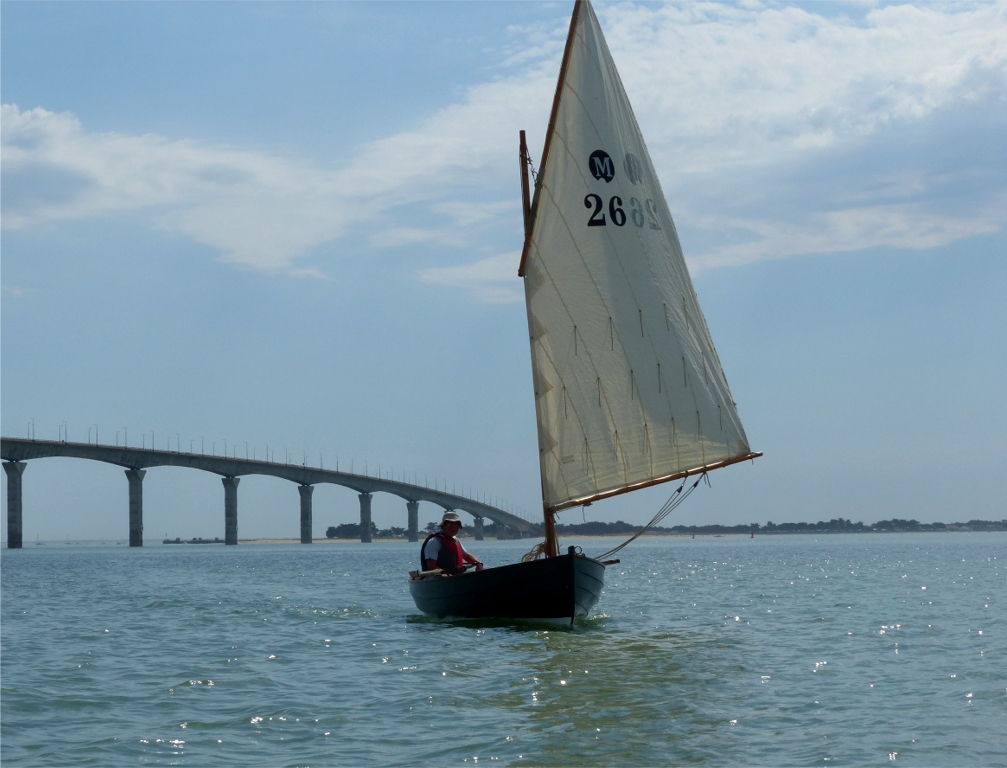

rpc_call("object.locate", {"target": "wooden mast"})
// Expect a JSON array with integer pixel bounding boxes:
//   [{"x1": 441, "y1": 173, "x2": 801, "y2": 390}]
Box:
[{"x1": 516, "y1": 1, "x2": 584, "y2": 559}]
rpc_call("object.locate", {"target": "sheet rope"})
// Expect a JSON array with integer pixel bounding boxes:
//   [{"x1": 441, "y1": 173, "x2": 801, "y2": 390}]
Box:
[{"x1": 593, "y1": 474, "x2": 706, "y2": 561}]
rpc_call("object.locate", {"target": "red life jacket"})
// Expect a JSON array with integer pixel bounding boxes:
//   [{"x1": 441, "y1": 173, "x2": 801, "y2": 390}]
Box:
[{"x1": 421, "y1": 531, "x2": 466, "y2": 574}]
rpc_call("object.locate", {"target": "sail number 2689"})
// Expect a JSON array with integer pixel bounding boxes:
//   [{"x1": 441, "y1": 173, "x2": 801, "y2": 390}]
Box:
[{"x1": 584, "y1": 194, "x2": 660, "y2": 230}]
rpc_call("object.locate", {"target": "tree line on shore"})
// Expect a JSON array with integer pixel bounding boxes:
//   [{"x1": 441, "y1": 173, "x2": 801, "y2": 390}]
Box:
[
  {"x1": 325, "y1": 517, "x2": 1007, "y2": 539},
  {"x1": 554, "y1": 517, "x2": 1007, "y2": 535},
  {"x1": 324, "y1": 521, "x2": 525, "y2": 539}
]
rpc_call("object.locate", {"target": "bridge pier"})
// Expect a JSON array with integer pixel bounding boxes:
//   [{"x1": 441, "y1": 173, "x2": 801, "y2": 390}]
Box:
[
  {"x1": 125, "y1": 469, "x2": 145, "y2": 547},
  {"x1": 223, "y1": 476, "x2": 239, "y2": 545},
  {"x1": 474, "y1": 515, "x2": 484, "y2": 541},
  {"x1": 5, "y1": 461, "x2": 26, "y2": 549},
  {"x1": 407, "y1": 500, "x2": 419, "y2": 542},
  {"x1": 299, "y1": 485, "x2": 313, "y2": 543},
  {"x1": 358, "y1": 492, "x2": 372, "y2": 543}
]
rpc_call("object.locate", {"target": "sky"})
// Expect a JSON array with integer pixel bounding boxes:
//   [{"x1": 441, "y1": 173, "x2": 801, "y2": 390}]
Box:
[{"x1": 2, "y1": 0, "x2": 1005, "y2": 543}]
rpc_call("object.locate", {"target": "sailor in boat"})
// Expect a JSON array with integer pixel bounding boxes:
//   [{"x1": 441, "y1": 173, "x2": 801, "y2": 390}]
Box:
[{"x1": 420, "y1": 511, "x2": 484, "y2": 575}]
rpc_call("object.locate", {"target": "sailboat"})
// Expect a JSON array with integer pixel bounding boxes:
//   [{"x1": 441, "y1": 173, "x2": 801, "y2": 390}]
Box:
[{"x1": 409, "y1": 0, "x2": 760, "y2": 624}]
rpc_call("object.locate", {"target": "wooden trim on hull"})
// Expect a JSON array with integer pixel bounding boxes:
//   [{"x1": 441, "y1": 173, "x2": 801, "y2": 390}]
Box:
[{"x1": 409, "y1": 553, "x2": 605, "y2": 623}]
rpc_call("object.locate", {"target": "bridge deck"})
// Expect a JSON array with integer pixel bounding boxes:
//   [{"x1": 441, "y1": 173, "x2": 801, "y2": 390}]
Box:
[{"x1": 1, "y1": 437, "x2": 538, "y2": 543}]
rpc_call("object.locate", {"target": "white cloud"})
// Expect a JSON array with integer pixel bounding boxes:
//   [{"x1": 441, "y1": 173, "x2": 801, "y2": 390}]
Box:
[
  {"x1": 1, "y1": 104, "x2": 362, "y2": 272},
  {"x1": 416, "y1": 251, "x2": 523, "y2": 304},
  {"x1": 433, "y1": 201, "x2": 517, "y2": 229},
  {"x1": 1, "y1": 284, "x2": 30, "y2": 298},
  {"x1": 367, "y1": 202, "x2": 518, "y2": 249},
  {"x1": 3, "y1": 1, "x2": 1005, "y2": 285},
  {"x1": 689, "y1": 196, "x2": 1007, "y2": 272},
  {"x1": 369, "y1": 226, "x2": 463, "y2": 250},
  {"x1": 603, "y1": 1, "x2": 1007, "y2": 172}
]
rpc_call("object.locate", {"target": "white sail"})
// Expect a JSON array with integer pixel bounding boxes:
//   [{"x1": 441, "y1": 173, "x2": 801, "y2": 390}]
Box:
[{"x1": 521, "y1": 0, "x2": 753, "y2": 513}]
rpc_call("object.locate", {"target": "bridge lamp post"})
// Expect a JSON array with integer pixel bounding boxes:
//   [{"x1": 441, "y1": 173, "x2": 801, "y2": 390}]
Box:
[
  {"x1": 94, "y1": 425, "x2": 99, "y2": 445},
  {"x1": 88, "y1": 427, "x2": 93, "y2": 444},
  {"x1": 246, "y1": 442, "x2": 248, "y2": 460},
  {"x1": 124, "y1": 427, "x2": 127, "y2": 447},
  {"x1": 190, "y1": 439, "x2": 194, "y2": 454},
  {"x1": 177, "y1": 434, "x2": 180, "y2": 453}
]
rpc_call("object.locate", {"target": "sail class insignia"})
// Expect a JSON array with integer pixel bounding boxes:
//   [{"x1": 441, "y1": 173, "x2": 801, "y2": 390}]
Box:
[{"x1": 588, "y1": 149, "x2": 615, "y2": 181}]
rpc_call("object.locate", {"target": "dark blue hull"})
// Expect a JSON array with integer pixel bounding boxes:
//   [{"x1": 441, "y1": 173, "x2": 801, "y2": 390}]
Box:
[{"x1": 409, "y1": 552, "x2": 605, "y2": 624}]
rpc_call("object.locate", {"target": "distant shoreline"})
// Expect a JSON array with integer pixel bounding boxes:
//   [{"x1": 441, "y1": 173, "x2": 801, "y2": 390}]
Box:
[
  {"x1": 235, "y1": 528, "x2": 1006, "y2": 545},
  {"x1": 10, "y1": 528, "x2": 1004, "y2": 547}
]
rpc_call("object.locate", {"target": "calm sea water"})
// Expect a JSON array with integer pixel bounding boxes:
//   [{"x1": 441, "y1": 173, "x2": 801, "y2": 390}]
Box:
[{"x1": 2, "y1": 533, "x2": 1004, "y2": 767}]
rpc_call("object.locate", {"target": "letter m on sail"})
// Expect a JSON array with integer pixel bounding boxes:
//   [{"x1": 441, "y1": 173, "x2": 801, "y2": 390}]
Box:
[{"x1": 589, "y1": 150, "x2": 615, "y2": 182}]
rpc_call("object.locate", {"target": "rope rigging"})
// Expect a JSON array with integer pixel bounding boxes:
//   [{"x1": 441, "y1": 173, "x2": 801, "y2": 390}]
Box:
[
  {"x1": 525, "y1": 153, "x2": 538, "y2": 183},
  {"x1": 594, "y1": 474, "x2": 706, "y2": 561}
]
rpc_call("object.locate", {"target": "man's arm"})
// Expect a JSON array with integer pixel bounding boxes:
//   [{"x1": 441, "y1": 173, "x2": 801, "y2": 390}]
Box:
[{"x1": 462, "y1": 551, "x2": 484, "y2": 571}]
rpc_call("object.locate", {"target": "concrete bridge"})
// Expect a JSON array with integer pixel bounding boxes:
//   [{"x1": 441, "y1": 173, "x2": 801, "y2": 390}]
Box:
[{"x1": 1, "y1": 437, "x2": 537, "y2": 548}]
